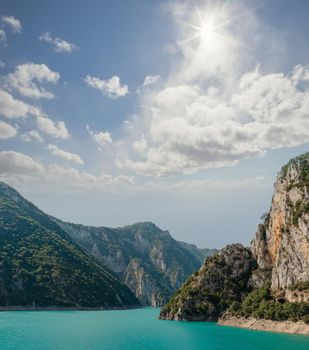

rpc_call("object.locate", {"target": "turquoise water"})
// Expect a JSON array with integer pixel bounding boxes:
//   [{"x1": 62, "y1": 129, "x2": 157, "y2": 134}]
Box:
[{"x1": 0, "y1": 308, "x2": 309, "y2": 350}]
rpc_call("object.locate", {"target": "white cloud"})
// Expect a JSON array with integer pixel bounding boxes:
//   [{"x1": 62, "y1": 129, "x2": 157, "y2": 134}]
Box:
[
  {"x1": 46, "y1": 144, "x2": 84, "y2": 165},
  {"x1": 0, "y1": 59, "x2": 5, "y2": 68},
  {"x1": 0, "y1": 151, "x2": 134, "y2": 192},
  {"x1": 133, "y1": 136, "x2": 148, "y2": 154},
  {"x1": 117, "y1": 2, "x2": 309, "y2": 176},
  {"x1": 121, "y1": 65, "x2": 309, "y2": 176},
  {"x1": 86, "y1": 125, "x2": 112, "y2": 150},
  {"x1": 0, "y1": 151, "x2": 44, "y2": 175},
  {"x1": 1, "y1": 16, "x2": 22, "y2": 34},
  {"x1": 5, "y1": 63, "x2": 60, "y2": 99},
  {"x1": 39, "y1": 164, "x2": 134, "y2": 191},
  {"x1": 0, "y1": 89, "x2": 69, "y2": 141},
  {"x1": 0, "y1": 90, "x2": 40, "y2": 118},
  {"x1": 0, "y1": 29, "x2": 6, "y2": 43},
  {"x1": 20, "y1": 130, "x2": 44, "y2": 143},
  {"x1": 143, "y1": 75, "x2": 160, "y2": 87},
  {"x1": 37, "y1": 116, "x2": 69, "y2": 139},
  {"x1": 0, "y1": 121, "x2": 18, "y2": 139},
  {"x1": 0, "y1": 149, "x2": 266, "y2": 194},
  {"x1": 136, "y1": 75, "x2": 160, "y2": 94},
  {"x1": 38, "y1": 32, "x2": 78, "y2": 53},
  {"x1": 85, "y1": 75, "x2": 128, "y2": 99}
]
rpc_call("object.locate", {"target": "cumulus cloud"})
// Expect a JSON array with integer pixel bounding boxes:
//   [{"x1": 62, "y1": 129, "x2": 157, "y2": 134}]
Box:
[
  {"x1": 0, "y1": 59, "x2": 5, "y2": 68},
  {"x1": 0, "y1": 151, "x2": 133, "y2": 192},
  {"x1": 20, "y1": 130, "x2": 44, "y2": 143},
  {"x1": 117, "y1": 2, "x2": 309, "y2": 176},
  {"x1": 136, "y1": 75, "x2": 160, "y2": 94},
  {"x1": 0, "y1": 90, "x2": 40, "y2": 118},
  {"x1": 133, "y1": 136, "x2": 148, "y2": 154},
  {"x1": 0, "y1": 151, "x2": 44, "y2": 175},
  {"x1": 38, "y1": 32, "x2": 78, "y2": 53},
  {"x1": 143, "y1": 75, "x2": 160, "y2": 87},
  {"x1": 87, "y1": 125, "x2": 112, "y2": 150},
  {"x1": 1, "y1": 16, "x2": 22, "y2": 34},
  {"x1": 5, "y1": 63, "x2": 60, "y2": 99},
  {"x1": 37, "y1": 116, "x2": 69, "y2": 139},
  {"x1": 0, "y1": 16, "x2": 22, "y2": 45},
  {"x1": 0, "y1": 121, "x2": 18, "y2": 139},
  {"x1": 121, "y1": 65, "x2": 309, "y2": 176},
  {"x1": 85, "y1": 75, "x2": 128, "y2": 99},
  {"x1": 46, "y1": 144, "x2": 84, "y2": 165},
  {"x1": 0, "y1": 89, "x2": 69, "y2": 141}
]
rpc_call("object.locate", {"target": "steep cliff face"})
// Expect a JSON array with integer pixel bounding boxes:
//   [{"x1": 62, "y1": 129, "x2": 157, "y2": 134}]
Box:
[
  {"x1": 54, "y1": 220, "x2": 216, "y2": 306},
  {"x1": 160, "y1": 244, "x2": 256, "y2": 321},
  {"x1": 160, "y1": 152, "x2": 309, "y2": 322},
  {"x1": 251, "y1": 152, "x2": 309, "y2": 294},
  {"x1": 124, "y1": 259, "x2": 171, "y2": 306}
]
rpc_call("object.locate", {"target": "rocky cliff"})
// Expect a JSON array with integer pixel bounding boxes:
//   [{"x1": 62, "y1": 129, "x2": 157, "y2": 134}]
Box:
[
  {"x1": 53, "y1": 219, "x2": 217, "y2": 306},
  {"x1": 160, "y1": 152, "x2": 309, "y2": 323},
  {"x1": 160, "y1": 244, "x2": 256, "y2": 320},
  {"x1": 251, "y1": 153, "x2": 309, "y2": 298}
]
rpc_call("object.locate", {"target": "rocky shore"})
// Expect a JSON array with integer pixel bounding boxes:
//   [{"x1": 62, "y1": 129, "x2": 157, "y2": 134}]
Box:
[{"x1": 218, "y1": 316, "x2": 309, "y2": 335}]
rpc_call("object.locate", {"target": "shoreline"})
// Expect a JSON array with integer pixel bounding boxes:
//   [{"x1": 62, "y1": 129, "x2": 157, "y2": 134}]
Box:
[
  {"x1": 218, "y1": 316, "x2": 309, "y2": 336},
  {"x1": 0, "y1": 305, "x2": 142, "y2": 312}
]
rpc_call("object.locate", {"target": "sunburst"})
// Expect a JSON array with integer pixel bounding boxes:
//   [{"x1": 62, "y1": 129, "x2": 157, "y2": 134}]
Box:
[{"x1": 177, "y1": 3, "x2": 240, "y2": 52}]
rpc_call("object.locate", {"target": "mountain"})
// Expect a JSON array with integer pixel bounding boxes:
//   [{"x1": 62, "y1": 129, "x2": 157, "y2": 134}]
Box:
[
  {"x1": 52, "y1": 219, "x2": 217, "y2": 306},
  {"x1": 160, "y1": 152, "x2": 309, "y2": 326},
  {"x1": 160, "y1": 244, "x2": 256, "y2": 321},
  {"x1": 251, "y1": 152, "x2": 309, "y2": 294},
  {"x1": 0, "y1": 182, "x2": 139, "y2": 309}
]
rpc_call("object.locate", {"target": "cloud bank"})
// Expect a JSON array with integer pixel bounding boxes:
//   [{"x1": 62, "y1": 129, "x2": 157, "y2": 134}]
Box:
[{"x1": 117, "y1": 1, "x2": 309, "y2": 176}]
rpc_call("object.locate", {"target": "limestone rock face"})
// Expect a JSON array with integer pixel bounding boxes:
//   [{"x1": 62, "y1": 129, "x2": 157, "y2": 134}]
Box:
[
  {"x1": 54, "y1": 220, "x2": 217, "y2": 306},
  {"x1": 160, "y1": 152, "x2": 309, "y2": 322},
  {"x1": 251, "y1": 153, "x2": 309, "y2": 291},
  {"x1": 124, "y1": 259, "x2": 169, "y2": 307}
]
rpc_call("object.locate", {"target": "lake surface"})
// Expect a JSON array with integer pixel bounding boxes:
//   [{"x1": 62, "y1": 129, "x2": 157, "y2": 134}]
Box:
[{"x1": 0, "y1": 308, "x2": 309, "y2": 350}]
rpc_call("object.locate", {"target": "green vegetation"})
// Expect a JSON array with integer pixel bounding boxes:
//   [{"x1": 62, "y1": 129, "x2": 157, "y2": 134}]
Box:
[
  {"x1": 228, "y1": 283, "x2": 309, "y2": 323},
  {"x1": 0, "y1": 182, "x2": 139, "y2": 308},
  {"x1": 303, "y1": 314, "x2": 309, "y2": 324},
  {"x1": 54, "y1": 219, "x2": 216, "y2": 306},
  {"x1": 161, "y1": 152, "x2": 309, "y2": 324},
  {"x1": 289, "y1": 281, "x2": 309, "y2": 291},
  {"x1": 290, "y1": 200, "x2": 309, "y2": 225},
  {"x1": 160, "y1": 245, "x2": 257, "y2": 321},
  {"x1": 280, "y1": 152, "x2": 309, "y2": 185}
]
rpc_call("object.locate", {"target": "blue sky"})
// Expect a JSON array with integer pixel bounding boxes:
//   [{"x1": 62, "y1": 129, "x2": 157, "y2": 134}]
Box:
[{"x1": 0, "y1": 0, "x2": 309, "y2": 248}]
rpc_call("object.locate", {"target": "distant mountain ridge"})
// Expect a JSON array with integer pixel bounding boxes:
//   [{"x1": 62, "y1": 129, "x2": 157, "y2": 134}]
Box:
[
  {"x1": 0, "y1": 182, "x2": 139, "y2": 309},
  {"x1": 0, "y1": 181, "x2": 216, "y2": 308},
  {"x1": 52, "y1": 219, "x2": 217, "y2": 306}
]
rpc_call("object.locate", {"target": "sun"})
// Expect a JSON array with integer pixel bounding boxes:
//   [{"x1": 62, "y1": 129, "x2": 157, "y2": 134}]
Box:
[
  {"x1": 177, "y1": 4, "x2": 237, "y2": 53},
  {"x1": 198, "y1": 17, "x2": 218, "y2": 45},
  {"x1": 172, "y1": 2, "x2": 244, "y2": 79}
]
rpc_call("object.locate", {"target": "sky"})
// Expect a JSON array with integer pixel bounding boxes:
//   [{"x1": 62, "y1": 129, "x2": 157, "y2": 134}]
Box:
[{"x1": 0, "y1": 0, "x2": 309, "y2": 249}]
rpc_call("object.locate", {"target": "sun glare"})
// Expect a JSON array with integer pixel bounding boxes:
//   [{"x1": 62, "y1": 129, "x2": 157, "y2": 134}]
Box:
[
  {"x1": 199, "y1": 19, "x2": 216, "y2": 42},
  {"x1": 178, "y1": 4, "x2": 236, "y2": 55}
]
